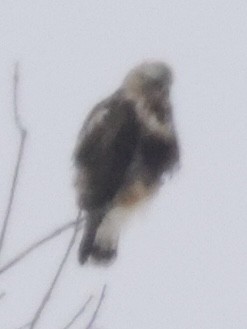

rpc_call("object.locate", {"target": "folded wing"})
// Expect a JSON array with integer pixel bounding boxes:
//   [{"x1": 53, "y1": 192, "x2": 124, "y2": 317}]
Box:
[{"x1": 74, "y1": 97, "x2": 140, "y2": 211}]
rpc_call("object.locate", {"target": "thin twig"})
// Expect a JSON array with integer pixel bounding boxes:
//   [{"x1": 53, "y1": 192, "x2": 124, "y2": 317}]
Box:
[
  {"x1": 85, "y1": 284, "x2": 107, "y2": 329},
  {"x1": 29, "y1": 210, "x2": 82, "y2": 329},
  {"x1": 0, "y1": 291, "x2": 6, "y2": 300},
  {"x1": 62, "y1": 296, "x2": 93, "y2": 329},
  {"x1": 0, "y1": 62, "x2": 27, "y2": 260},
  {"x1": 0, "y1": 217, "x2": 84, "y2": 275},
  {"x1": 13, "y1": 63, "x2": 26, "y2": 132}
]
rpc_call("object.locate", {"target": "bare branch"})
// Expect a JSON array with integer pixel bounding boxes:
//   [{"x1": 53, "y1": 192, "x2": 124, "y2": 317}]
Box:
[
  {"x1": 85, "y1": 284, "x2": 107, "y2": 329},
  {"x1": 15, "y1": 294, "x2": 92, "y2": 329},
  {"x1": 13, "y1": 63, "x2": 26, "y2": 133},
  {"x1": 2, "y1": 65, "x2": 106, "y2": 329},
  {"x1": 0, "y1": 62, "x2": 27, "y2": 260},
  {"x1": 29, "y1": 210, "x2": 82, "y2": 329},
  {"x1": 0, "y1": 291, "x2": 6, "y2": 300},
  {"x1": 62, "y1": 296, "x2": 93, "y2": 329},
  {"x1": 0, "y1": 217, "x2": 84, "y2": 276}
]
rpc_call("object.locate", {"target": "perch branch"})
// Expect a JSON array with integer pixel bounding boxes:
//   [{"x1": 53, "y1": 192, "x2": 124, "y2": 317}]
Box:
[
  {"x1": 62, "y1": 295, "x2": 93, "y2": 329},
  {"x1": 0, "y1": 217, "x2": 84, "y2": 275},
  {"x1": 0, "y1": 62, "x2": 27, "y2": 260},
  {"x1": 85, "y1": 284, "x2": 107, "y2": 329},
  {"x1": 29, "y1": 210, "x2": 82, "y2": 329}
]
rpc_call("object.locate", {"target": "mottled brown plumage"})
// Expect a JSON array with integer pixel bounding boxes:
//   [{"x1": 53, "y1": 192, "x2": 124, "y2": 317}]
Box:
[{"x1": 74, "y1": 61, "x2": 180, "y2": 265}]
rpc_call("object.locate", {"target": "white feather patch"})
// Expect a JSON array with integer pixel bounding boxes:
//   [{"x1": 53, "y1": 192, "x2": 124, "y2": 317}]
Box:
[
  {"x1": 84, "y1": 107, "x2": 108, "y2": 136},
  {"x1": 94, "y1": 206, "x2": 132, "y2": 250}
]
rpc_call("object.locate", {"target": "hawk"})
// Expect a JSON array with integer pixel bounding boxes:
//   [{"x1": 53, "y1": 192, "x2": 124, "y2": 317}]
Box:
[{"x1": 74, "y1": 61, "x2": 180, "y2": 265}]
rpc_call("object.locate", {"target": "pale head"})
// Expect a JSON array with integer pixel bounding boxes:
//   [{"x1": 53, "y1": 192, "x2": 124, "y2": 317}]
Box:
[{"x1": 122, "y1": 61, "x2": 173, "y2": 98}]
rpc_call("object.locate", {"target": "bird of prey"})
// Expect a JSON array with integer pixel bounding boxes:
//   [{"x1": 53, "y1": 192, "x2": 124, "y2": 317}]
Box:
[{"x1": 73, "y1": 61, "x2": 180, "y2": 265}]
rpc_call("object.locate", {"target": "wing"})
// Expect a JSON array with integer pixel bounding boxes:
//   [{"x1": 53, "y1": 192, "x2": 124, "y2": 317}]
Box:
[
  {"x1": 140, "y1": 134, "x2": 180, "y2": 183},
  {"x1": 74, "y1": 96, "x2": 140, "y2": 210}
]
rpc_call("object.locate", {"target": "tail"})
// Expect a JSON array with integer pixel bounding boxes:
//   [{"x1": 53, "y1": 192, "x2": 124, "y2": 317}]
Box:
[
  {"x1": 78, "y1": 209, "x2": 118, "y2": 265},
  {"x1": 78, "y1": 214, "x2": 100, "y2": 264}
]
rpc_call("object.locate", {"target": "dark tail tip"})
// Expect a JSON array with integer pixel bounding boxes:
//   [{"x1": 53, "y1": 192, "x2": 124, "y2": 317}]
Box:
[
  {"x1": 91, "y1": 245, "x2": 117, "y2": 265},
  {"x1": 78, "y1": 209, "x2": 117, "y2": 266},
  {"x1": 78, "y1": 220, "x2": 98, "y2": 265},
  {"x1": 78, "y1": 239, "x2": 93, "y2": 265},
  {"x1": 79, "y1": 240, "x2": 117, "y2": 265}
]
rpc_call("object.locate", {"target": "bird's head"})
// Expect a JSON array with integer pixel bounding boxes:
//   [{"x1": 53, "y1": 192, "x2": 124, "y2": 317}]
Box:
[{"x1": 122, "y1": 61, "x2": 173, "y2": 100}]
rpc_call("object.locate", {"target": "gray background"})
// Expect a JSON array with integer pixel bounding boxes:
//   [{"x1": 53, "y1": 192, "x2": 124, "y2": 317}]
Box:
[{"x1": 0, "y1": 1, "x2": 247, "y2": 328}]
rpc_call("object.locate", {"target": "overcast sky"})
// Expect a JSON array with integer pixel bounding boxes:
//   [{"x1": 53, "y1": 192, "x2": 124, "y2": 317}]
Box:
[{"x1": 0, "y1": 1, "x2": 247, "y2": 328}]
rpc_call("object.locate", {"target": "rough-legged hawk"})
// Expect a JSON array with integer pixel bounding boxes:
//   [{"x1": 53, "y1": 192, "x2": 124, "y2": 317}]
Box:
[{"x1": 74, "y1": 61, "x2": 180, "y2": 265}]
